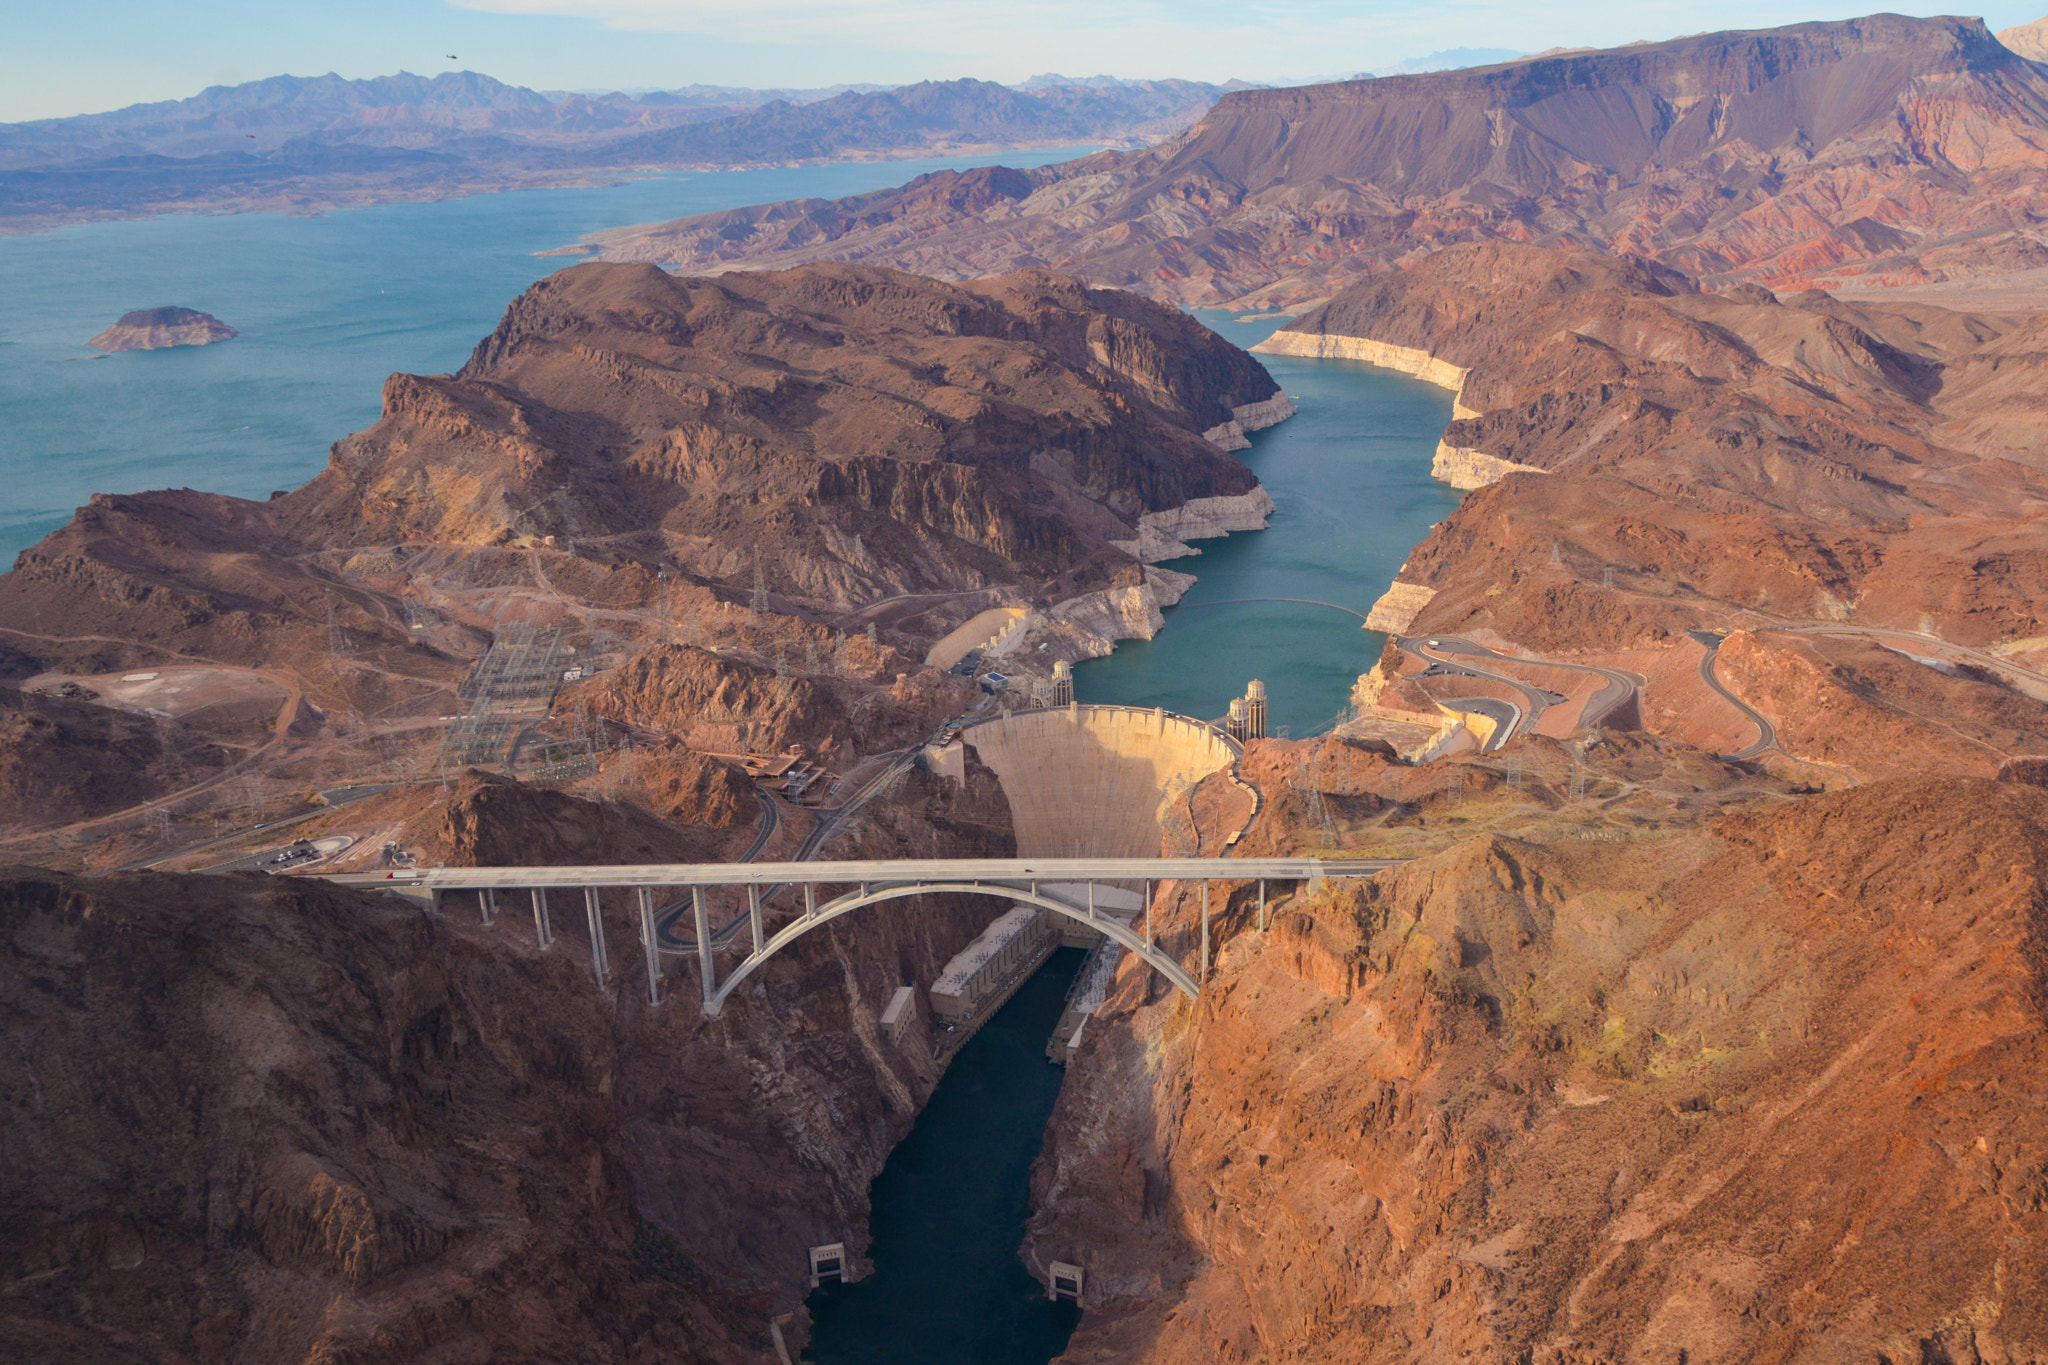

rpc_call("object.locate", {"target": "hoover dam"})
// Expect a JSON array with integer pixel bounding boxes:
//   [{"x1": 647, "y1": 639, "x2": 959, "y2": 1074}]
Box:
[{"x1": 962, "y1": 704, "x2": 1243, "y2": 859}]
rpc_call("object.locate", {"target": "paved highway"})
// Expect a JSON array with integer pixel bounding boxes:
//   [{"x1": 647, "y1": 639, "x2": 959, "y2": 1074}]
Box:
[
  {"x1": 1395, "y1": 635, "x2": 1640, "y2": 746},
  {"x1": 737, "y1": 788, "x2": 779, "y2": 863},
  {"x1": 1789, "y1": 623, "x2": 2048, "y2": 704},
  {"x1": 1688, "y1": 630, "x2": 1776, "y2": 759},
  {"x1": 323, "y1": 855, "x2": 1401, "y2": 895}
]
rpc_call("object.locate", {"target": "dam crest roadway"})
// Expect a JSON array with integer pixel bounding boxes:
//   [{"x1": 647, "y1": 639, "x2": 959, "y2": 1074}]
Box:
[{"x1": 322, "y1": 856, "x2": 1397, "y2": 1015}]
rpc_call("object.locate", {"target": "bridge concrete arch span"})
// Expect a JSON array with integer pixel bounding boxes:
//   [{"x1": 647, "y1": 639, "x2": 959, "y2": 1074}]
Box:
[
  {"x1": 705, "y1": 881, "x2": 1200, "y2": 1014},
  {"x1": 963, "y1": 704, "x2": 1240, "y2": 860}
]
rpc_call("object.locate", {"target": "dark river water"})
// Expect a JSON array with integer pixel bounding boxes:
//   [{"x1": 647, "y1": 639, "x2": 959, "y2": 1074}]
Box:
[{"x1": 804, "y1": 947, "x2": 1086, "y2": 1363}]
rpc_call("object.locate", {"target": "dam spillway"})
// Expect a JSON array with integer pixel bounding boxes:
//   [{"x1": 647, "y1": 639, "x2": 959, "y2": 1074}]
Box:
[{"x1": 961, "y1": 704, "x2": 1239, "y2": 859}]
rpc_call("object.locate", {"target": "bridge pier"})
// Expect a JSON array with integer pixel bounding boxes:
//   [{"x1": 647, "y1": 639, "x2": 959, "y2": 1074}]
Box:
[
  {"x1": 693, "y1": 887, "x2": 714, "y2": 1007},
  {"x1": 480, "y1": 887, "x2": 495, "y2": 926},
  {"x1": 1257, "y1": 879, "x2": 1266, "y2": 932},
  {"x1": 637, "y1": 887, "x2": 662, "y2": 1006},
  {"x1": 1201, "y1": 882, "x2": 1210, "y2": 982},
  {"x1": 531, "y1": 888, "x2": 554, "y2": 949},
  {"x1": 748, "y1": 885, "x2": 764, "y2": 954},
  {"x1": 585, "y1": 887, "x2": 611, "y2": 988}
]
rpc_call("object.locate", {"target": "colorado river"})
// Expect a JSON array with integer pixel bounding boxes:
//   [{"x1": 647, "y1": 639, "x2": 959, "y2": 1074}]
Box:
[
  {"x1": 811, "y1": 330, "x2": 1456, "y2": 1361},
  {"x1": 1075, "y1": 310, "x2": 1461, "y2": 735},
  {"x1": 805, "y1": 948, "x2": 1085, "y2": 1363}
]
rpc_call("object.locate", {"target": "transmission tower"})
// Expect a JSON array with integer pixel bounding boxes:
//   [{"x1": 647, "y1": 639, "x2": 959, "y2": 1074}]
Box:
[
  {"x1": 326, "y1": 596, "x2": 348, "y2": 661},
  {"x1": 752, "y1": 561, "x2": 769, "y2": 614}
]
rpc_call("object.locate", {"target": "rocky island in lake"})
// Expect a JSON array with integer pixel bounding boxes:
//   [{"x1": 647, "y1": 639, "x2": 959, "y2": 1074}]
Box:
[{"x1": 87, "y1": 306, "x2": 236, "y2": 352}]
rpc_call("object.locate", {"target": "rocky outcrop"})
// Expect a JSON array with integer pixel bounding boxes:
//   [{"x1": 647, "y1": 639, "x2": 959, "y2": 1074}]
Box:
[
  {"x1": 278, "y1": 262, "x2": 1273, "y2": 612},
  {"x1": 1201, "y1": 393, "x2": 1298, "y2": 449},
  {"x1": 1111, "y1": 488, "x2": 1276, "y2": 563},
  {"x1": 580, "y1": 642, "x2": 978, "y2": 766},
  {"x1": 0, "y1": 740, "x2": 1024, "y2": 1361},
  {"x1": 1362, "y1": 580, "x2": 1436, "y2": 635},
  {"x1": 1028, "y1": 567, "x2": 1197, "y2": 662},
  {"x1": 1429, "y1": 442, "x2": 1546, "y2": 490},
  {"x1": 0, "y1": 261, "x2": 1282, "y2": 679},
  {"x1": 87, "y1": 306, "x2": 235, "y2": 352},
  {"x1": 0, "y1": 684, "x2": 221, "y2": 832},
  {"x1": 584, "y1": 15, "x2": 2048, "y2": 304},
  {"x1": 1030, "y1": 776, "x2": 2048, "y2": 1362}
]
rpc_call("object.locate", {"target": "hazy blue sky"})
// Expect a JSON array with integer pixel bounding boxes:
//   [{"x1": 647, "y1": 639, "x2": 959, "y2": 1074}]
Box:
[{"x1": 6, "y1": 0, "x2": 2045, "y2": 122}]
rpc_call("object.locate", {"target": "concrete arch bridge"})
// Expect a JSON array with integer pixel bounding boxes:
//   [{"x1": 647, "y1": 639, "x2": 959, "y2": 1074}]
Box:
[{"x1": 324, "y1": 856, "x2": 1395, "y2": 1015}]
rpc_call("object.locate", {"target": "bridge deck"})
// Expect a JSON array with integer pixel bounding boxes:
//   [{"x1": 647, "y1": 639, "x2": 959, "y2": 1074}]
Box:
[{"x1": 320, "y1": 856, "x2": 1398, "y2": 892}]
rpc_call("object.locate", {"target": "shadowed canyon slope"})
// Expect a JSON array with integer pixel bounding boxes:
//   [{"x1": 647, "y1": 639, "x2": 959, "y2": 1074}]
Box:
[
  {"x1": 585, "y1": 14, "x2": 2048, "y2": 306},
  {"x1": 0, "y1": 749, "x2": 1025, "y2": 1363}
]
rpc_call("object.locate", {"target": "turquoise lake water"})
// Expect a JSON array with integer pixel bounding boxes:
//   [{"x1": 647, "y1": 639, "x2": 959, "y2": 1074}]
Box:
[
  {"x1": 1073, "y1": 313, "x2": 1461, "y2": 735},
  {"x1": 0, "y1": 149, "x2": 1091, "y2": 563}
]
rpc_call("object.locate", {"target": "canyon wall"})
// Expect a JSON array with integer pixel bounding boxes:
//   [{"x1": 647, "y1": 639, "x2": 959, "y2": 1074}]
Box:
[
  {"x1": 0, "y1": 756, "x2": 1024, "y2": 1362},
  {"x1": 1027, "y1": 776, "x2": 2048, "y2": 1362}
]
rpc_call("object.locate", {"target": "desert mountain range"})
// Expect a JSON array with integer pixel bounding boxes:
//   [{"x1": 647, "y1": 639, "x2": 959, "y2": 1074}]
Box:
[
  {"x1": 0, "y1": 71, "x2": 1239, "y2": 229},
  {"x1": 585, "y1": 14, "x2": 2048, "y2": 305},
  {"x1": 12, "y1": 12, "x2": 2048, "y2": 1365}
]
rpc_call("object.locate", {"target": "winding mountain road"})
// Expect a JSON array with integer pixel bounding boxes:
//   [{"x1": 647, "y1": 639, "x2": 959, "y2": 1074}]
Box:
[
  {"x1": 1393, "y1": 635, "x2": 1640, "y2": 748},
  {"x1": 1688, "y1": 630, "x2": 1777, "y2": 760},
  {"x1": 654, "y1": 693, "x2": 1000, "y2": 953}
]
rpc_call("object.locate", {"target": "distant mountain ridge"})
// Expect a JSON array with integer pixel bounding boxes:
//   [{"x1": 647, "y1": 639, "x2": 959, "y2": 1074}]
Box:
[
  {"x1": 0, "y1": 70, "x2": 1237, "y2": 228},
  {"x1": 579, "y1": 14, "x2": 2048, "y2": 304}
]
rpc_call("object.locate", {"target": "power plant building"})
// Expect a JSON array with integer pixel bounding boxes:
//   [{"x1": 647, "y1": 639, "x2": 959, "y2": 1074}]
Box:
[{"x1": 929, "y1": 905, "x2": 1059, "y2": 1025}]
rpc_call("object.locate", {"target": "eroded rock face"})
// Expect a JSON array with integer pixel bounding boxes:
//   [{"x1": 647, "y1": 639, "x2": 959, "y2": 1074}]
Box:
[
  {"x1": 1271, "y1": 242, "x2": 2048, "y2": 672},
  {"x1": 1029, "y1": 777, "x2": 2048, "y2": 1362},
  {"x1": 87, "y1": 306, "x2": 235, "y2": 351},
  {"x1": 583, "y1": 15, "x2": 2048, "y2": 305},
  {"x1": 580, "y1": 641, "x2": 979, "y2": 767},
  {"x1": 280, "y1": 261, "x2": 1275, "y2": 612}
]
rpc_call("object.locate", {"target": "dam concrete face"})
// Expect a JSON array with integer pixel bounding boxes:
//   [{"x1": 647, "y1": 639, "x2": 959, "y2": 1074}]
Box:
[{"x1": 964, "y1": 705, "x2": 1238, "y2": 858}]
